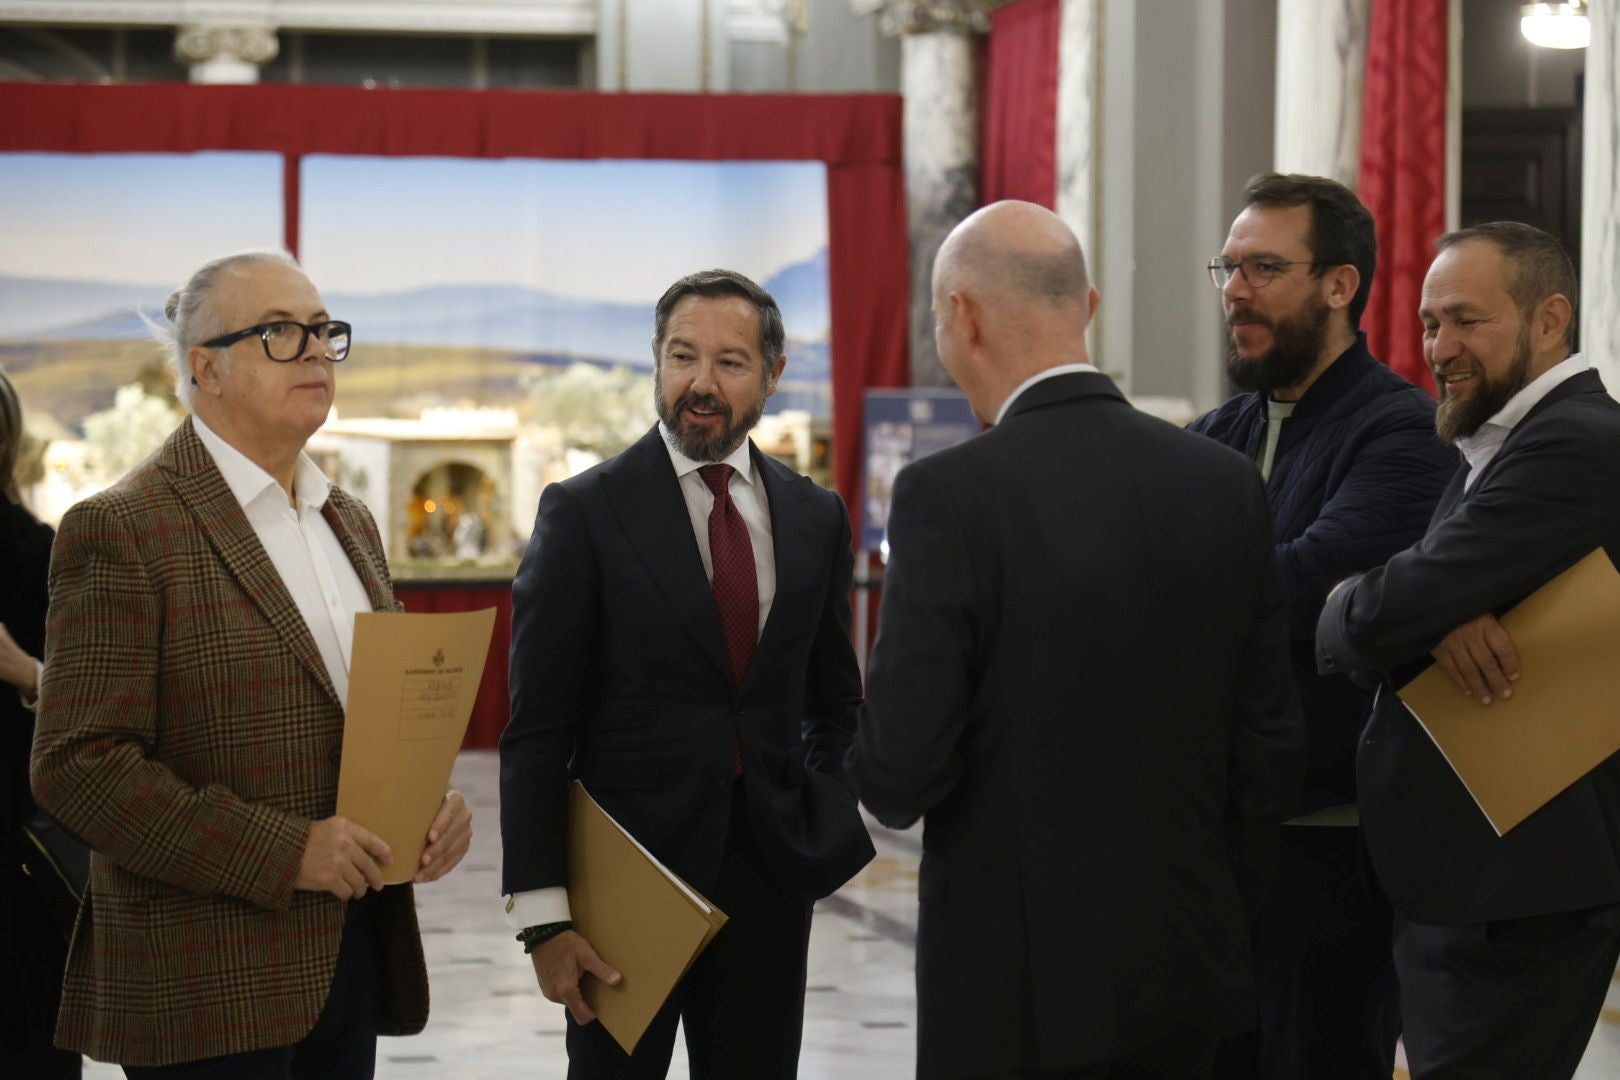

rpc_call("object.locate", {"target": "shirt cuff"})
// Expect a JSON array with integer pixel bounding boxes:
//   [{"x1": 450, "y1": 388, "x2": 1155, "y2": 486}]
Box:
[{"x1": 504, "y1": 886, "x2": 571, "y2": 931}]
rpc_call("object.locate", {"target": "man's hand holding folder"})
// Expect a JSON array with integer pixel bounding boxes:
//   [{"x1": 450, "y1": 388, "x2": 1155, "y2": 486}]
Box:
[
  {"x1": 533, "y1": 928, "x2": 623, "y2": 1025},
  {"x1": 1397, "y1": 548, "x2": 1620, "y2": 835},
  {"x1": 530, "y1": 782, "x2": 729, "y2": 1054},
  {"x1": 1429, "y1": 613, "x2": 1522, "y2": 706}
]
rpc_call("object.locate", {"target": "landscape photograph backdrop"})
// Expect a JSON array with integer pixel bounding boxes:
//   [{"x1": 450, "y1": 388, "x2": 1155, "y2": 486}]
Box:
[{"x1": 0, "y1": 151, "x2": 832, "y2": 439}]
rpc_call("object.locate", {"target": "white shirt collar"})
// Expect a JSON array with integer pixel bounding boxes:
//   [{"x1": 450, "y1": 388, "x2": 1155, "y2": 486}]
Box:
[
  {"x1": 658, "y1": 421, "x2": 756, "y2": 486},
  {"x1": 1474, "y1": 351, "x2": 1588, "y2": 435},
  {"x1": 994, "y1": 362, "x2": 1102, "y2": 426},
  {"x1": 192, "y1": 412, "x2": 333, "y2": 513},
  {"x1": 1454, "y1": 353, "x2": 1588, "y2": 485}
]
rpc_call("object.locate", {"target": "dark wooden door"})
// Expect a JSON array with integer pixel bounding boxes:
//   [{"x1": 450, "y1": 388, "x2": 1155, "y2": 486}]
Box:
[{"x1": 1460, "y1": 107, "x2": 1582, "y2": 269}]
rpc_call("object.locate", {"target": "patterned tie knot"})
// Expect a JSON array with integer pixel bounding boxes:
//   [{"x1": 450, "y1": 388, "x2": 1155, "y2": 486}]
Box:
[{"x1": 698, "y1": 463, "x2": 734, "y2": 498}]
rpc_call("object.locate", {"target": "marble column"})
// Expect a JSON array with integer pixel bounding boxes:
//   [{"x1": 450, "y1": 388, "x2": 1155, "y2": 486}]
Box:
[
  {"x1": 878, "y1": 2, "x2": 986, "y2": 388},
  {"x1": 1056, "y1": 0, "x2": 1099, "y2": 280},
  {"x1": 1273, "y1": 0, "x2": 1370, "y2": 184},
  {"x1": 174, "y1": 24, "x2": 279, "y2": 84},
  {"x1": 1582, "y1": 0, "x2": 1620, "y2": 397}
]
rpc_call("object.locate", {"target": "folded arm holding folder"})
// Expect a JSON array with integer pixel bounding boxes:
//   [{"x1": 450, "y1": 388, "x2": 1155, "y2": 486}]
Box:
[
  {"x1": 1394, "y1": 549, "x2": 1620, "y2": 835},
  {"x1": 1316, "y1": 391, "x2": 1620, "y2": 927}
]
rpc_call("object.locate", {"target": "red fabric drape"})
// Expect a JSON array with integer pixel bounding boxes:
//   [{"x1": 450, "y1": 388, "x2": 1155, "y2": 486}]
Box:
[
  {"x1": 828, "y1": 162, "x2": 911, "y2": 511},
  {"x1": 0, "y1": 82, "x2": 910, "y2": 746},
  {"x1": 1358, "y1": 0, "x2": 1448, "y2": 394},
  {"x1": 980, "y1": 0, "x2": 1061, "y2": 208},
  {"x1": 396, "y1": 584, "x2": 512, "y2": 750}
]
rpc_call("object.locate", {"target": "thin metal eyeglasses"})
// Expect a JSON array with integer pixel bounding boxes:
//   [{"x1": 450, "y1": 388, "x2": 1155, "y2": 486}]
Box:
[
  {"x1": 1206, "y1": 256, "x2": 1324, "y2": 290},
  {"x1": 202, "y1": 319, "x2": 353, "y2": 362}
]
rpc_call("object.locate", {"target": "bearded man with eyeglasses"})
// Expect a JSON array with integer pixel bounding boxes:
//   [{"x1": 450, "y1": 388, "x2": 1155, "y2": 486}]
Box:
[
  {"x1": 1188, "y1": 174, "x2": 1456, "y2": 1080},
  {"x1": 30, "y1": 250, "x2": 472, "y2": 1078}
]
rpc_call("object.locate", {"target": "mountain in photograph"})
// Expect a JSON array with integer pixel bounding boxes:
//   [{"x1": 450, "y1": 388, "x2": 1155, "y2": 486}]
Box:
[
  {"x1": 764, "y1": 247, "x2": 830, "y2": 339},
  {"x1": 333, "y1": 285, "x2": 656, "y2": 363},
  {"x1": 0, "y1": 246, "x2": 831, "y2": 361},
  {"x1": 0, "y1": 248, "x2": 833, "y2": 427},
  {"x1": 0, "y1": 277, "x2": 168, "y2": 341}
]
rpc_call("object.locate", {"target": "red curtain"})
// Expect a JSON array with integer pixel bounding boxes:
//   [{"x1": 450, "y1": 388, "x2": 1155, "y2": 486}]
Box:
[
  {"x1": 0, "y1": 82, "x2": 910, "y2": 746},
  {"x1": 980, "y1": 0, "x2": 1061, "y2": 208},
  {"x1": 827, "y1": 162, "x2": 911, "y2": 507},
  {"x1": 1358, "y1": 0, "x2": 1448, "y2": 394}
]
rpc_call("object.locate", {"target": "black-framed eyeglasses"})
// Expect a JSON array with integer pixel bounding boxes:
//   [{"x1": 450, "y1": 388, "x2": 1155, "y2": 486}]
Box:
[
  {"x1": 1206, "y1": 256, "x2": 1323, "y2": 290},
  {"x1": 202, "y1": 320, "x2": 352, "y2": 362}
]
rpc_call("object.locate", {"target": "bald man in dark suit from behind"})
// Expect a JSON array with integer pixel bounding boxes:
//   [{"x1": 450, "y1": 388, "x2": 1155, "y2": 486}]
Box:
[{"x1": 852, "y1": 201, "x2": 1306, "y2": 1080}]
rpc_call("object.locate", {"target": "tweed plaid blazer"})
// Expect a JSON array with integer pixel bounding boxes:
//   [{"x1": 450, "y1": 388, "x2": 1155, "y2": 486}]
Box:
[{"x1": 30, "y1": 418, "x2": 428, "y2": 1066}]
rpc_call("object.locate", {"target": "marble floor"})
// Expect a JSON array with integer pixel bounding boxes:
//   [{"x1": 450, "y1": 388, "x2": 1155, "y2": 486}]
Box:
[{"x1": 83, "y1": 749, "x2": 1620, "y2": 1079}]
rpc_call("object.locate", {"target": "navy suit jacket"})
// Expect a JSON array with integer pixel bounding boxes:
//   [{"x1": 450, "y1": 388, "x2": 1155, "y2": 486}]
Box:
[
  {"x1": 1190, "y1": 337, "x2": 1457, "y2": 811},
  {"x1": 1318, "y1": 368, "x2": 1620, "y2": 924},
  {"x1": 500, "y1": 426, "x2": 873, "y2": 905}
]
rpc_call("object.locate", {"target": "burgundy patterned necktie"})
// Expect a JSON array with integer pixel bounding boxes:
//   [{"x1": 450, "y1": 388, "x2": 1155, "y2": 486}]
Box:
[{"x1": 698, "y1": 463, "x2": 758, "y2": 685}]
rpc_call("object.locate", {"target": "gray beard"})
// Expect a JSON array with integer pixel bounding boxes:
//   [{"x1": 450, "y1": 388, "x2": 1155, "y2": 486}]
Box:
[{"x1": 654, "y1": 381, "x2": 765, "y2": 463}]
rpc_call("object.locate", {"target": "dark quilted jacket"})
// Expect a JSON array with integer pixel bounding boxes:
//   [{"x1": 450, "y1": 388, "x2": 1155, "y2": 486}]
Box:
[{"x1": 1189, "y1": 335, "x2": 1459, "y2": 811}]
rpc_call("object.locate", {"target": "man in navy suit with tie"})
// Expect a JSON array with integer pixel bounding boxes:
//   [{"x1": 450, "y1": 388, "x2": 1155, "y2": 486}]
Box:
[{"x1": 499, "y1": 269, "x2": 874, "y2": 1079}]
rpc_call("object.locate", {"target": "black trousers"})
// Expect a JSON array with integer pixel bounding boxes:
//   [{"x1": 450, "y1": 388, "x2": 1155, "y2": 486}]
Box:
[
  {"x1": 1211, "y1": 825, "x2": 1400, "y2": 1079},
  {"x1": 977, "y1": 1027, "x2": 1219, "y2": 1079},
  {"x1": 3, "y1": 856, "x2": 80, "y2": 1078},
  {"x1": 123, "y1": 899, "x2": 383, "y2": 1080},
  {"x1": 1394, "y1": 907, "x2": 1620, "y2": 1079},
  {"x1": 565, "y1": 782, "x2": 814, "y2": 1080}
]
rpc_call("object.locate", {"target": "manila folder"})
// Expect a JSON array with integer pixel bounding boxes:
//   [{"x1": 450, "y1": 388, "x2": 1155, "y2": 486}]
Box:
[
  {"x1": 567, "y1": 781, "x2": 727, "y2": 1054},
  {"x1": 1397, "y1": 548, "x2": 1620, "y2": 837},
  {"x1": 337, "y1": 608, "x2": 496, "y2": 884}
]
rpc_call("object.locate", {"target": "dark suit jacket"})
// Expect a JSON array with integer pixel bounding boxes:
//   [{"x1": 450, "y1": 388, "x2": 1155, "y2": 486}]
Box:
[
  {"x1": 1190, "y1": 338, "x2": 1457, "y2": 811},
  {"x1": 500, "y1": 427, "x2": 872, "y2": 909},
  {"x1": 850, "y1": 373, "x2": 1306, "y2": 1079},
  {"x1": 1318, "y1": 367, "x2": 1620, "y2": 926},
  {"x1": 30, "y1": 419, "x2": 427, "y2": 1066}
]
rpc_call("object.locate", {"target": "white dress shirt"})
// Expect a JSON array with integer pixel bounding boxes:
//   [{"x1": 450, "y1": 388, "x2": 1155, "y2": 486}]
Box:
[
  {"x1": 994, "y1": 362, "x2": 1103, "y2": 425},
  {"x1": 1457, "y1": 352, "x2": 1588, "y2": 492},
  {"x1": 504, "y1": 426, "x2": 779, "y2": 930},
  {"x1": 192, "y1": 414, "x2": 372, "y2": 708}
]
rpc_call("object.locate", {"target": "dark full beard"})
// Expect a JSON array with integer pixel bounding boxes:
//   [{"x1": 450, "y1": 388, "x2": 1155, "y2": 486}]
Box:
[
  {"x1": 653, "y1": 372, "x2": 766, "y2": 462},
  {"x1": 1225, "y1": 297, "x2": 1331, "y2": 396},
  {"x1": 1434, "y1": 326, "x2": 1533, "y2": 445}
]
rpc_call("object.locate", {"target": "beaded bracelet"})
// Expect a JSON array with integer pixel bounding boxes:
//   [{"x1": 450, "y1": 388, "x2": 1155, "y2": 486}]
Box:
[{"x1": 517, "y1": 920, "x2": 574, "y2": 954}]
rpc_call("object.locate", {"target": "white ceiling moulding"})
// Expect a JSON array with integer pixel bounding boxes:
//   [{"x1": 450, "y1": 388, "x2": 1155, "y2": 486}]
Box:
[
  {"x1": 0, "y1": 2, "x2": 190, "y2": 24},
  {"x1": 0, "y1": 0, "x2": 597, "y2": 35}
]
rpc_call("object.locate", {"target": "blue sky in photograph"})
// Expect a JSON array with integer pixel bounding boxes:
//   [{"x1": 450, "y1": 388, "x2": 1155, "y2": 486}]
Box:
[
  {"x1": 0, "y1": 152, "x2": 283, "y2": 286},
  {"x1": 0, "y1": 152, "x2": 832, "y2": 358},
  {"x1": 296, "y1": 156, "x2": 829, "y2": 303}
]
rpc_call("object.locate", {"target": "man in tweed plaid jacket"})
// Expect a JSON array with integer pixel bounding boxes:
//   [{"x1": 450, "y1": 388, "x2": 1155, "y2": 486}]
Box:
[{"x1": 30, "y1": 251, "x2": 472, "y2": 1076}]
